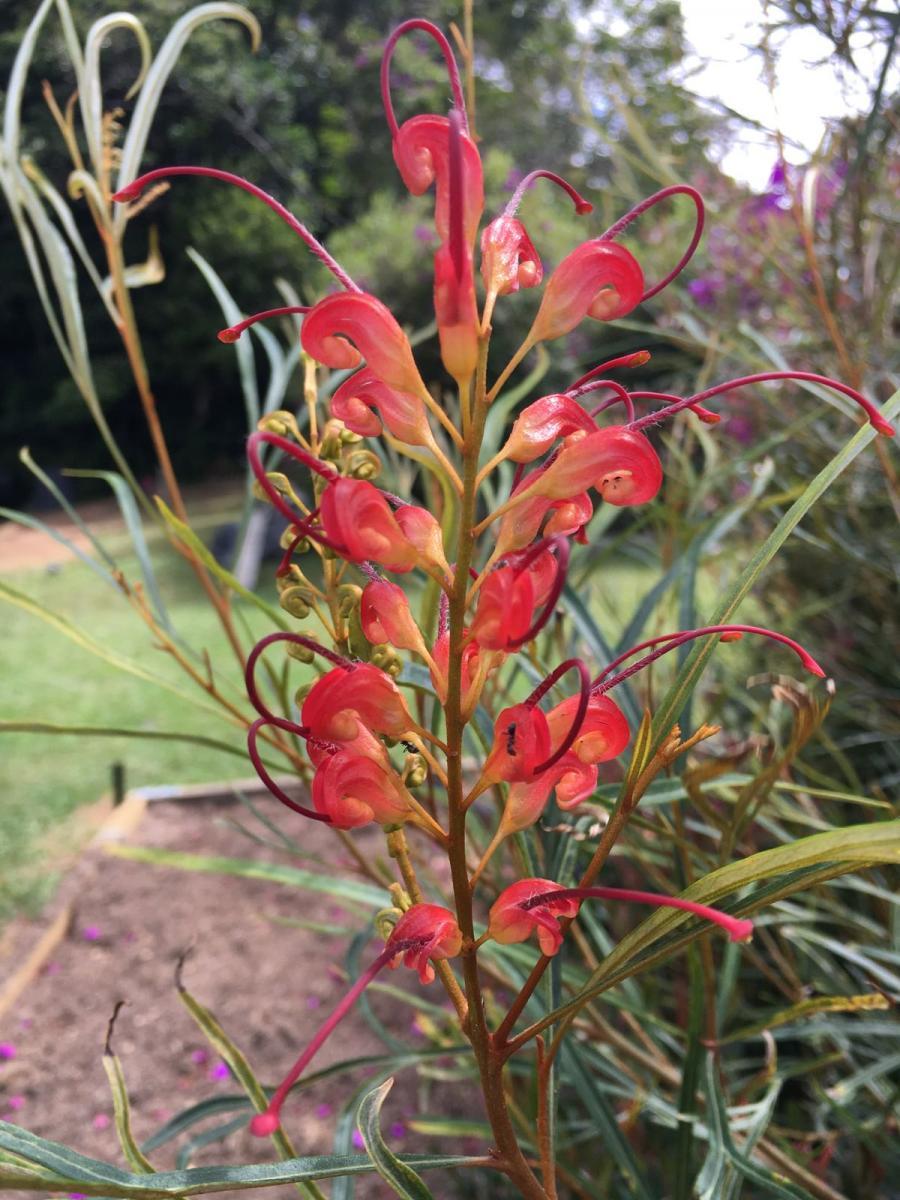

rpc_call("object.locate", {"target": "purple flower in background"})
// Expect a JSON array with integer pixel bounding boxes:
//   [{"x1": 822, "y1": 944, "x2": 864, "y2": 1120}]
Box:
[
  {"x1": 190, "y1": 1048, "x2": 209, "y2": 1066},
  {"x1": 414, "y1": 224, "x2": 435, "y2": 243},
  {"x1": 6, "y1": 1095, "x2": 25, "y2": 1112},
  {"x1": 91, "y1": 1113, "x2": 110, "y2": 1131},
  {"x1": 306, "y1": 995, "x2": 322, "y2": 1010},
  {"x1": 209, "y1": 1060, "x2": 231, "y2": 1081},
  {"x1": 503, "y1": 167, "x2": 526, "y2": 192},
  {"x1": 352, "y1": 1129, "x2": 365, "y2": 1149},
  {"x1": 390, "y1": 1122, "x2": 406, "y2": 1139},
  {"x1": 82, "y1": 925, "x2": 101, "y2": 942},
  {"x1": 687, "y1": 275, "x2": 724, "y2": 308},
  {"x1": 315, "y1": 1102, "x2": 333, "y2": 1119},
  {"x1": 0, "y1": 1043, "x2": 16, "y2": 1061}
]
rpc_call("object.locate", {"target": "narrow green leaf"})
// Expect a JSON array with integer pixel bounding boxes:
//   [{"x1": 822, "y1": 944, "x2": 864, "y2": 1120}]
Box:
[
  {"x1": 357, "y1": 1080, "x2": 434, "y2": 1200},
  {"x1": 523, "y1": 820, "x2": 900, "y2": 1037},
  {"x1": 0, "y1": 578, "x2": 230, "y2": 723},
  {"x1": 103, "y1": 1053, "x2": 156, "y2": 1174},
  {"x1": 186, "y1": 247, "x2": 259, "y2": 431},
  {"x1": 0, "y1": 1118, "x2": 487, "y2": 1194},
  {"x1": 155, "y1": 498, "x2": 288, "y2": 629},
  {"x1": 114, "y1": 4, "x2": 262, "y2": 236},
  {"x1": 0, "y1": 506, "x2": 116, "y2": 586},
  {"x1": 104, "y1": 844, "x2": 388, "y2": 908},
  {"x1": 648, "y1": 387, "x2": 900, "y2": 756},
  {"x1": 177, "y1": 982, "x2": 323, "y2": 1200},
  {"x1": 0, "y1": 720, "x2": 244, "y2": 759}
]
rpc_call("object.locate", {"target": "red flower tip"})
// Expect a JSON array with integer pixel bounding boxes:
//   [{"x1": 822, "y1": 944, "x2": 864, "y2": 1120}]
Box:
[
  {"x1": 249, "y1": 1112, "x2": 280, "y2": 1138},
  {"x1": 217, "y1": 328, "x2": 239, "y2": 344},
  {"x1": 111, "y1": 183, "x2": 141, "y2": 203},
  {"x1": 218, "y1": 306, "x2": 310, "y2": 345},
  {"x1": 873, "y1": 415, "x2": 896, "y2": 437}
]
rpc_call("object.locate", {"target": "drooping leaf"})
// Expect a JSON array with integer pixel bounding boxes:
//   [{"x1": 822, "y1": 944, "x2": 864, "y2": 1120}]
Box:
[{"x1": 356, "y1": 1079, "x2": 435, "y2": 1200}]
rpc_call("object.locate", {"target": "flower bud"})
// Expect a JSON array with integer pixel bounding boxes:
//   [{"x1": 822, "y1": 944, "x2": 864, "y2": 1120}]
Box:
[
  {"x1": 279, "y1": 585, "x2": 313, "y2": 620},
  {"x1": 370, "y1": 643, "x2": 403, "y2": 677},
  {"x1": 337, "y1": 584, "x2": 363, "y2": 619},
  {"x1": 346, "y1": 449, "x2": 382, "y2": 480},
  {"x1": 286, "y1": 641, "x2": 315, "y2": 664},
  {"x1": 403, "y1": 754, "x2": 428, "y2": 788},
  {"x1": 258, "y1": 410, "x2": 300, "y2": 440}
]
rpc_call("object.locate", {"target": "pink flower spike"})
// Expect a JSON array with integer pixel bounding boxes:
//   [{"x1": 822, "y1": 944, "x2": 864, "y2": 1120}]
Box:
[
  {"x1": 629, "y1": 371, "x2": 894, "y2": 437},
  {"x1": 592, "y1": 623, "x2": 825, "y2": 696},
  {"x1": 218, "y1": 306, "x2": 309, "y2": 343},
  {"x1": 600, "y1": 184, "x2": 705, "y2": 302},
  {"x1": 380, "y1": 19, "x2": 468, "y2": 139},
  {"x1": 249, "y1": 906, "x2": 460, "y2": 1136},
  {"x1": 112, "y1": 166, "x2": 358, "y2": 292}
]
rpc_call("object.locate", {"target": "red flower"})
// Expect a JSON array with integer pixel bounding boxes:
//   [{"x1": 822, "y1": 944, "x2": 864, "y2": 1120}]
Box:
[
  {"x1": 311, "y1": 748, "x2": 413, "y2": 829},
  {"x1": 301, "y1": 663, "x2": 413, "y2": 744},
  {"x1": 529, "y1": 240, "x2": 644, "y2": 343}
]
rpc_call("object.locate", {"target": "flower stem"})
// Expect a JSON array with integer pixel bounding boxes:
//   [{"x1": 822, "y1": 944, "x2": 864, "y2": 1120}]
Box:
[{"x1": 445, "y1": 334, "x2": 549, "y2": 1199}]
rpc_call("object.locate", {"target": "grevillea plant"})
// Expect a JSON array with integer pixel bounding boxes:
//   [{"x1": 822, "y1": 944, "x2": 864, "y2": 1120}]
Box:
[
  {"x1": 4, "y1": 11, "x2": 900, "y2": 1200},
  {"x1": 104, "y1": 17, "x2": 899, "y2": 1199}
]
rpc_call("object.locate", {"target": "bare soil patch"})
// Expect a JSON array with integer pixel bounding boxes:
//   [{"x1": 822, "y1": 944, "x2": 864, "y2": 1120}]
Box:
[{"x1": 0, "y1": 796, "x2": 476, "y2": 1199}]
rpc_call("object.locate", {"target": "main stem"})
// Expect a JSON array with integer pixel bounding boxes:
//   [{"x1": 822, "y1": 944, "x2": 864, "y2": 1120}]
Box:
[{"x1": 444, "y1": 339, "x2": 548, "y2": 1200}]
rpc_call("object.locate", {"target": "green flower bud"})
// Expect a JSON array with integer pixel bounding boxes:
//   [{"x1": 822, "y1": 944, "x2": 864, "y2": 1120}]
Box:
[
  {"x1": 375, "y1": 905, "x2": 402, "y2": 940},
  {"x1": 286, "y1": 641, "x2": 315, "y2": 664},
  {"x1": 279, "y1": 585, "x2": 314, "y2": 620},
  {"x1": 337, "y1": 584, "x2": 362, "y2": 618},
  {"x1": 257, "y1": 411, "x2": 296, "y2": 438},
  {"x1": 294, "y1": 682, "x2": 313, "y2": 707},
  {"x1": 346, "y1": 449, "x2": 382, "y2": 480},
  {"x1": 371, "y1": 643, "x2": 402, "y2": 677},
  {"x1": 339, "y1": 428, "x2": 363, "y2": 444},
  {"x1": 403, "y1": 754, "x2": 428, "y2": 788}
]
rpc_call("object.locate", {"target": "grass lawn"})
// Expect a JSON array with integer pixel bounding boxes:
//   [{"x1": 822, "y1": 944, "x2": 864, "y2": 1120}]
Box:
[{"x1": 0, "y1": 501, "x2": 287, "y2": 918}]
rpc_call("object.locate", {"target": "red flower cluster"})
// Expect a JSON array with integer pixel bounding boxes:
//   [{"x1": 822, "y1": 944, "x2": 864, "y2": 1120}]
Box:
[{"x1": 113, "y1": 14, "x2": 894, "y2": 1143}]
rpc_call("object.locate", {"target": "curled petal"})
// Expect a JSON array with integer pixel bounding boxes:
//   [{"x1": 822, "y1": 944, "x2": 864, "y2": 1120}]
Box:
[
  {"x1": 361, "y1": 580, "x2": 427, "y2": 654},
  {"x1": 537, "y1": 426, "x2": 662, "y2": 507},
  {"x1": 546, "y1": 693, "x2": 630, "y2": 765},
  {"x1": 469, "y1": 566, "x2": 536, "y2": 650},
  {"x1": 505, "y1": 394, "x2": 597, "y2": 463},
  {"x1": 483, "y1": 703, "x2": 553, "y2": 785},
  {"x1": 488, "y1": 878, "x2": 580, "y2": 957},
  {"x1": 554, "y1": 757, "x2": 599, "y2": 809},
  {"x1": 302, "y1": 663, "x2": 413, "y2": 743},
  {"x1": 480, "y1": 216, "x2": 542, "y2": 296},
  {"x1": 395, "y1": 505, "x2": 452, "y2": 580},
  {"x1": 393, "y1": 114, "x2": 484, "y2": 247},
  {"x1": 331, "y1": 369, "x2": 432, "y2": 445},
  {"x1": 530, "y1": 241, "x2": 644, "y2": 343},
  {"x1": 312, "y1": 751, "x2": 412, "y2": 829},
  {"x1": 387, "y1": 903, "x2": 463, "y2": 984},
  {"x1": 301, "y1": 292, "x2": 426, "y2": 396},
  {"x1": 320, "y1": 479, "x2": 420, "y2": 572},
  {"x1": 494, "y1": 479, "x2": 592, "y2": 558}
]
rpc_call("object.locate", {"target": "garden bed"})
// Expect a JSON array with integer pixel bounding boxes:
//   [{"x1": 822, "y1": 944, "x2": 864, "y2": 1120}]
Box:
[{"x1": 0, "y1": 791, "x2": 468, "y2": 1199}]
